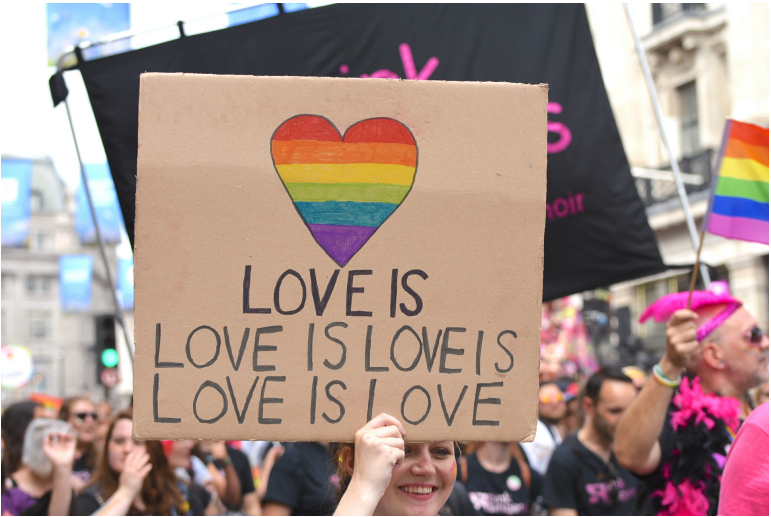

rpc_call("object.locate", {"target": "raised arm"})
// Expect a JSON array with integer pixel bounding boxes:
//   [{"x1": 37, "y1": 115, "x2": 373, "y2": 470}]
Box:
[
  {"x1": 44, "y1": 431, "x2": 76, "y2": 516},
  {"x1": 335, "y1": 414, "x2": 406, "y2": 516},
  {"x1": 614, "y1": 310, "x2": 697, "y2": 474},
  {"x1": 94, "y1": 448, "x2": 152, "y2": 516}
]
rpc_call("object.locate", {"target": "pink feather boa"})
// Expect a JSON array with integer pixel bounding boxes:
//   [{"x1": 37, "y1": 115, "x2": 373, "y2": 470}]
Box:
[{"x1": 652, "y1": 377, "x2": 741, "y2": 516}]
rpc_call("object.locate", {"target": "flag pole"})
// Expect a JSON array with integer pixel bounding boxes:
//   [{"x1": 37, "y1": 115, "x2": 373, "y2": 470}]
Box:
[
  {"x1": 686, "y1": 230, "x2": 706, "y2": 309},
  {"x1": 56, "y1": 62, "x2": 135, "y2": 363},
  {"x1": 623, "y1": 4, "x2": 711, "y2": 288}
]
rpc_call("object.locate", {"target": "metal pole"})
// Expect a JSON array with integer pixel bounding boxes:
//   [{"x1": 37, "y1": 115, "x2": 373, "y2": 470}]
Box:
[
  {"x1": 623, "y1": 4, "x2": 711, "y2": 287},
  {"x1": 62, "y1": 95, "x2": 135, "y2": 363}
]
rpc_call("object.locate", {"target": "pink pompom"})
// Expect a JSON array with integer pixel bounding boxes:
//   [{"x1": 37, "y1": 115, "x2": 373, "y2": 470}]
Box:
[{"x1": 639, "y1": 291, "x2": 740, "y2": 323}]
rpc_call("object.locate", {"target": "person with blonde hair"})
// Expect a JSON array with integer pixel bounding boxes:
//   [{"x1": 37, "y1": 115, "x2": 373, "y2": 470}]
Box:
[{"x1": 8, "y1": 419, "x2": 80, "y2": 515}]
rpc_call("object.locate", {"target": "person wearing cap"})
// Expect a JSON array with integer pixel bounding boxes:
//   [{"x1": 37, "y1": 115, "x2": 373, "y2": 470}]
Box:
[{"x1": 614, "y1": 291, "x2": 769, "y2": 516}]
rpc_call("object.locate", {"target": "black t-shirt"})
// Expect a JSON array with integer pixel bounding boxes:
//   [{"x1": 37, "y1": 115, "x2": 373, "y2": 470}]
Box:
[
  {"x1": 634, "y1": 404, "x2": 733, "y2": 516},
  {"x1": 217, "y1": 444, "x2": 255, "y2": 511},
  {"x1": 72, "y1": 450, "x2": 93, "y2": 486},
  {"x1": 542, "y1": 434, "x2": 638, "y2": 515},
  {"x1": 439, "y1": 480, "x2": 478, "y2": 516},
  {"x1": 263, "y1": 442, "x2": 337, "y2": 516},
  {"x1": 78, "y1": 481, "x2": 201, "y2": 516},
  {"x1": 461, "y1": 451, "x2": 542, "y2": 516},
  {"x1": 17, "y1": 489, "x2": 84, "y2": 516}
]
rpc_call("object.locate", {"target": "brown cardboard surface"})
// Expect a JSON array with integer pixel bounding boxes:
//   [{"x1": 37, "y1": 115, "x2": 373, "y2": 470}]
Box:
[{"x1": 134, "y1": 74, "x2": 547, "y2": 442}]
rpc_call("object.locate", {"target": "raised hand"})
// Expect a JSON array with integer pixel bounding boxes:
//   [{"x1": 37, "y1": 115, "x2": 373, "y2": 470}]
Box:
[
  {"x1": 118, "y1": 447, "x2": 152, "y2": 498},
  {"x1": 210, "y1": 440, "x2": 229, "y2": 461},
  {"x1": 664, "y1": 309, "x2": 700, "y2": 372},
  {"x1": 43, "y1": 431, "x2": 77, "y2": 469},
  {"x1": 350, "y1": 414, "x2": 406, "y2": 500}
]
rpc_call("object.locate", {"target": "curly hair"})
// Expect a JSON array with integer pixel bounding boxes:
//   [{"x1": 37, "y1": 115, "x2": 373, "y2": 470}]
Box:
[{"x1": 86, "y1": 409, "x2": 184, "y2": 516}]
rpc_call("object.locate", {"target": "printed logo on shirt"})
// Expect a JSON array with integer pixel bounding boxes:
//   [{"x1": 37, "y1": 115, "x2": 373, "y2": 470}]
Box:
[
  {"x1": 506, "y1": 475, "x2": 522, "y2": 491},
  {"x1": 469, "y1": 491, "x2": 527, "y2": 515},
  {"x1": 585, "y1": 477, "x2": 636, "y2": 505}
]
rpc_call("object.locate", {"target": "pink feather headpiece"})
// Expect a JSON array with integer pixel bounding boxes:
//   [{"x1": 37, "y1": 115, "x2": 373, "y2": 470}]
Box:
[{"x1": 639, "y1": 291, "x2": 742, "y2": 341}]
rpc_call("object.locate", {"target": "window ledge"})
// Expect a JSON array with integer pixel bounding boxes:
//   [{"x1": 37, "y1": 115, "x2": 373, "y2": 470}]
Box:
[{"x1": 643, "y1": 7, "x2": 727, "y2": 52}]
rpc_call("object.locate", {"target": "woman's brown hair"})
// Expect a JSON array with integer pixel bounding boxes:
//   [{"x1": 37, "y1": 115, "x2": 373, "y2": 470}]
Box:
[
  {"x1": 58, "y1": 396, "x2": 98, "y2": 469},
  {"x1": 332, "y1": 441, "x2": 461, "y2": 503},
  {"x1": 86, "y1": 409, "x2": 185, "y2": 515}
]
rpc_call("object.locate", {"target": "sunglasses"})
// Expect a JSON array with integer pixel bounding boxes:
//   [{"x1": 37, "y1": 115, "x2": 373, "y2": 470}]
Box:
[
  {"x1": 75, "y1": 412, "x2": 98, "y2": 421},
  {"x1": 539, "y1": 392, "x2": 565, "y2": 404},
  {"x1": 744, "y1": 326, "x2": 766, "y2": 346}
]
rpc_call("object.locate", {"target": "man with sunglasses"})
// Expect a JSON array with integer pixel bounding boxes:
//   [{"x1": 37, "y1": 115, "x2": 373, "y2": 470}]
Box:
[
  {"x1": 614, "y1": 290, "x2": 769, "y2": 515},
  {"x1": 521, "y1": 382, "x2": 567, "y2": 475},
  {"x1": 543, "y1": 368, "x2": 639, "y2": 515}
]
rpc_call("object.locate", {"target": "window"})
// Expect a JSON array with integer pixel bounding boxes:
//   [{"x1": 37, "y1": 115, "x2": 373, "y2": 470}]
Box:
[
  {"x1": 26, "y1": 276, "x2": 37, "y2": 294},
  {"x1": 679, "y1": 81, "x2": 700, "y2": 158},
  {"x1": 28, "y1": 311, "x2": 52, "y2": 341},
  {"x1": 26, "y1": 276, "x2": 55, "y2": 296},
  {"x1": 652, "y1": 4, "x2": 706, "y2": 25},
  {"x1": 1, "y1": 274, "x2": 12, "y2": 294},
  {"x1": 30, "y1": 191, "x2": 43, "y2": 213}
]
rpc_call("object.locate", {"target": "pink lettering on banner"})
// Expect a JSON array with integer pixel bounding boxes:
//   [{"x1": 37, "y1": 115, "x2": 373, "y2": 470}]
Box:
[
  {"x1": 358, "y1": 43, "x2": 439, "y2": 80},
  {"x1": 546, "y1": 191, "x2": 585, "y2": 221},
  {"x1": 399, "y1": 43, "x2": 440, "y2": 80},
  {"x1": 547, "y1": 102, "x2": 572, "y2": 154}
]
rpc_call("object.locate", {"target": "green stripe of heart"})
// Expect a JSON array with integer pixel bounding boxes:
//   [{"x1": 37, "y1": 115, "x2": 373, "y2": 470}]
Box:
[{"x1": 284, "y1": 182, "x2": 412, "y2": 204}]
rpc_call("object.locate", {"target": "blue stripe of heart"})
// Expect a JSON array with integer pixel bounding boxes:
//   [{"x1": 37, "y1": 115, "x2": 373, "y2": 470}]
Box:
[{"x1": 294, "y1": 201, "x2": 399, "y2": 227}]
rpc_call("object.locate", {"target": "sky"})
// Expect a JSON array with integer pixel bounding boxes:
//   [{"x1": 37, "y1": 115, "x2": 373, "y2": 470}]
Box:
[{"x1": 0, "y1": 3, "x2": 329, "y2": 191}]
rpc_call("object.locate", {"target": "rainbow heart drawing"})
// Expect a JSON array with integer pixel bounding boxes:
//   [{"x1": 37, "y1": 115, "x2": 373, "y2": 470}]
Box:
[{"x1": 271, "y1": 115, "x2": 418, "y2": 266}]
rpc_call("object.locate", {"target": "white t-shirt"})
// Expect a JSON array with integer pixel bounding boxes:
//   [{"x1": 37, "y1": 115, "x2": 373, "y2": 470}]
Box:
[{"x1": 520, "y1": 419, "x2": 562, "y2": 475}]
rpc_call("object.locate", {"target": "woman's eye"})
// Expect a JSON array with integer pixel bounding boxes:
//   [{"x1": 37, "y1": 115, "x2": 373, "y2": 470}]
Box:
[
  {"x1": 404, "y1": 447, "x2": 413, "y2": 455},
  {"x1": 432, "y1": 448, "x2": 450, "y2": 457}
]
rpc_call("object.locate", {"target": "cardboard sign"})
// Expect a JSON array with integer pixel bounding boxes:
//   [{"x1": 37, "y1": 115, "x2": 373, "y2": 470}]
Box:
[{"x1": 134, "y1": 74, "x2": 547, "y2": 442}]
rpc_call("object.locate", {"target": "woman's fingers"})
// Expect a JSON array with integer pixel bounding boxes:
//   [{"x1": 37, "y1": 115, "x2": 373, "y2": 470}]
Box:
[
  {"x1": 364, "y1": 425, "x2": 405, "y2": 442},
  {"x1": 358, "y1": 413, "x2": 406, "y2": 436}
]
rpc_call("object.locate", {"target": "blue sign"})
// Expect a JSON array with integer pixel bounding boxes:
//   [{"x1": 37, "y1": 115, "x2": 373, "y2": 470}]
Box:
[
  {"x1": 117, "y1": 255, "x2": 134, "y2": 310},
  {"x1": 1, "y1": 159, "x2": 33, "y2": 247},
  {"x1": 59, "y1": 255, "x2": 94, "y2": 312},
  {"x1": 47, "y1": 4, "x2": 130, "y2": 65},
  {"x1": 228, "y1": 4, "x2": 280, "y2": 26},
  {"x1": 75, "y1": 163, "x2": 123, "y2": 244}
]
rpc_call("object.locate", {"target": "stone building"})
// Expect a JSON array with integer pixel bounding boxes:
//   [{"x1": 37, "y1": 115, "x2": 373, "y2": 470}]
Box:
[
  {"x1": 585, "y1": 3, "x2": 769, "y2": 363},
  {"x1": 1, "y1": 155, "x2": 132, "y2": 405}
]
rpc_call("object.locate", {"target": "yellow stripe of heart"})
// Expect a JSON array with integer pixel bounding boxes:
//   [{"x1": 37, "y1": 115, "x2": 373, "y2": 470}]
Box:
[{"x1": 276, "y1": 163, "x2": 416, "y2": 186}]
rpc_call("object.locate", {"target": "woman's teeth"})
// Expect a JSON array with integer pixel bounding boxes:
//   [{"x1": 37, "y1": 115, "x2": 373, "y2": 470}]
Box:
[{"x1": 400, "y1": 486, "x2": 433, "y2": 495}]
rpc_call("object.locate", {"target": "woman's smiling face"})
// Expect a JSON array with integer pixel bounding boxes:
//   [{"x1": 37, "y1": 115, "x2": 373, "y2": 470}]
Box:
[{"x1": 373, "y1": 441, "x2": 456, "y2": 516}]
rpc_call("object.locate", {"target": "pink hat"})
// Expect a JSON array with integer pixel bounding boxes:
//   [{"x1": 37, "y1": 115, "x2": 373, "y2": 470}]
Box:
[{"x1": 639, "y1": 291, "x2": 742, "y2": 342}]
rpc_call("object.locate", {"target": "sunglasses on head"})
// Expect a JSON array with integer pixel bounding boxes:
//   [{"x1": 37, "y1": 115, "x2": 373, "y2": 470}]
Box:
[
  {"x1": 539, "y1": 392, "x2": 565, "y2": 404},
  {"x1": 75, "y1": 412, "x2": 98, "y2": 421}
]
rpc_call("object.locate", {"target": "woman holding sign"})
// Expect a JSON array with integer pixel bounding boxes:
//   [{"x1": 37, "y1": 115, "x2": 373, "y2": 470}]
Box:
[{"x1": 334, "y1": 414, "x2": 456, "y2": 516}]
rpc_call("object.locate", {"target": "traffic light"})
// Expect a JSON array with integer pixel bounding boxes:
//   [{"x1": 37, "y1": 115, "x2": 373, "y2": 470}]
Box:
[{"x1": 95, "y1": 314, "x2": 117, "y2": 385}]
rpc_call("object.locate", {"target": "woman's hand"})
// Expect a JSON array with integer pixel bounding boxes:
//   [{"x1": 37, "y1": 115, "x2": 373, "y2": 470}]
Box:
[
  {"x1": 335, "y1": 414, "x2": 406, "y2": 516},
  {"x1": 118, "y1": 448, "x2": 152, "y2": 498},
  {"x1": 43, "y1": 431, "x2": 77, "y2": 470}
]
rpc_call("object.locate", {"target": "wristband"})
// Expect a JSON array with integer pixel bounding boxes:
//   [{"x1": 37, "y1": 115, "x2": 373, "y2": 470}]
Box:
[
  {"x1": 652, "y1": 363, "x2": 681, "y2": 389},
  {"x1": 223, "y1": 455, "x2": 232, "y2": 467}
]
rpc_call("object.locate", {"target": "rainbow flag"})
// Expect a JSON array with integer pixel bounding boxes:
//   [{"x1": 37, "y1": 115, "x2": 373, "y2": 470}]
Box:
[
  {"x1": 705, "y1": 120, "x2": 769, "y2": 244},
  {"x1": 272, "y1": 115, "x2": 417, "y2": 266}
]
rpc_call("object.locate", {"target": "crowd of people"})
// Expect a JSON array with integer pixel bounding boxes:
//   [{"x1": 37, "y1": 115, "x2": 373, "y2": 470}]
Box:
[{"x1": 1, "y1": 289, "x2": 768, "y2": 516}]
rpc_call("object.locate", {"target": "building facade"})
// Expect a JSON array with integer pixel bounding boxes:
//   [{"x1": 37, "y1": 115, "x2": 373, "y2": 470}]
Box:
[
  {"x1": 585, "y1": 3, "x2": 769, "y2": 364},
  {"x1": 1, "y1": 155, "x2": 133, "y2": 406}
]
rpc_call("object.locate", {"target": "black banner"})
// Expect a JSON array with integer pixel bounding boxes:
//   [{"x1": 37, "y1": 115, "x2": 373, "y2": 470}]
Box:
[{"x1": 72, "y1": 4, "x2": 665, "y2": 301}]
